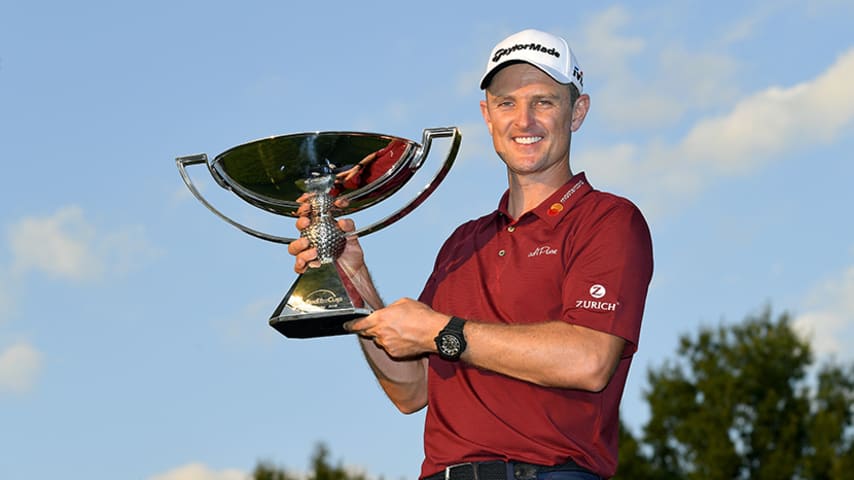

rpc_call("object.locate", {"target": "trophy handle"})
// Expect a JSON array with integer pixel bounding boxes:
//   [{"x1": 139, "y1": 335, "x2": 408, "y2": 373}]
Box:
[
  {"x1": 176, "y1": 154, "x2": 297, "y2": 245},
  {"x1": 349, "y1": 126, "x2": 461, "y2": 238}
]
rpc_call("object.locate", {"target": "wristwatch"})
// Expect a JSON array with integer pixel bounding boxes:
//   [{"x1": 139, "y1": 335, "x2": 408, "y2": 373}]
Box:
[{"x1": 434, "y1": 316, "x2": 467, "y2": 361}]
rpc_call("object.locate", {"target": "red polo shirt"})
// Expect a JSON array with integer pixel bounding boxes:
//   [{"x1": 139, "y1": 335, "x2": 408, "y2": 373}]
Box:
[{"x1": 417, "y1": 173, "x2": 653, "y2": 479}]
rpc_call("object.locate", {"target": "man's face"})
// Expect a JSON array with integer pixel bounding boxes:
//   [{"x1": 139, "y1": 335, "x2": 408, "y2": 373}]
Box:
[{"x1": 480, "y1": 63, "x2": 589, "y2": 181}]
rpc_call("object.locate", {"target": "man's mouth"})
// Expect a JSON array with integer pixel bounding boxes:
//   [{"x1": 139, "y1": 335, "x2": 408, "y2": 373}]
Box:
[{"x1": 514, "y1": 136, "x2": 543, "y2": 145}]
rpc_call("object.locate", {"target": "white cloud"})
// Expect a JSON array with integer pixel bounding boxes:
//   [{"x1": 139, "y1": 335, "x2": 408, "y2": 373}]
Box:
[
  {"x1": 8, "y1": 206, "x2": 101, "y2": 280},
  {"x1": 458, "y1": 7, "x2": 739, "y2": 132},
  {"x1": 680, "y1": 48, "x2": 854, "y2": 171},
  {"x1": 578, "y1": 46, "x2": 854, "y2": 216},
  {"x1": 656, "y1": 47, "x2": 740, "y2": 109},
  {"x1": 0, "y1": 341, "x2": 43, "y2": 394},
  {"x1": 147, "y1": 463, "x2": 247, "y2": 480},
  {"x1": 576, "y1": 6, "x2": 740, "y2": 130},
  {"x1": 793, "y1": 265, "x2": 854, "y2": 361},
  {"x1": 720, "y1": 14, "x2": 761, "y2": 45},
  {"x1": 6, "y1": 205, "x2": 159, "y2": 282},
  {"x1": 718, "y1": 2, "x2": 783, "y2": 46},
  {"x1": 577, "y1": 5, "x2": 645, "y2": 75}
]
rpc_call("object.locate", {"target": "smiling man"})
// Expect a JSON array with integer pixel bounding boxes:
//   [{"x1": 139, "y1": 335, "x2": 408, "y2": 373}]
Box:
[{"x1": 290, "y1": 28, "x2": 654, "y2": 480}]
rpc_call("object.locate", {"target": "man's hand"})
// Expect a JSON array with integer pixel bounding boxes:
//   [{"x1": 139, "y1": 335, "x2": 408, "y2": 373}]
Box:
[
  {"x1": 286, "y1": 195, "x2": 366, "y2": 275},
  {"x1": 344, "y1": 298, "x2": 449, "y2": 359}
]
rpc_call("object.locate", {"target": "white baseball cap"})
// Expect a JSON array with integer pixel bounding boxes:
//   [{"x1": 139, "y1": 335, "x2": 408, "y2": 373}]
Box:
[{"x1": 479, "y1": 29, "x2": 584, "y2": 93}]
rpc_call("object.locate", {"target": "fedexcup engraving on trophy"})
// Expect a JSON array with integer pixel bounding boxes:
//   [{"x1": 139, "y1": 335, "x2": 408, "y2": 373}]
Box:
[
  {"x1": 305, "y1": 290, "x2": 346, "y2": 308},
  {"x1": 176, "y1": 128, "x2": 461, "y2": 338}
]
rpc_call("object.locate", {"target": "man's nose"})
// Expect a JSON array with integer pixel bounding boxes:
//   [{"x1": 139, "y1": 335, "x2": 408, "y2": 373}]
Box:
[{"x1": 514, "y1": 105, "x2": 536, "y2": 128}]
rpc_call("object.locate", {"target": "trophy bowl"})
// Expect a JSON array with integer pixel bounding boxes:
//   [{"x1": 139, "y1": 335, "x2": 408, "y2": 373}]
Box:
[{"x1": 177, "y1": 127, "x2": 461, "y2": 338}]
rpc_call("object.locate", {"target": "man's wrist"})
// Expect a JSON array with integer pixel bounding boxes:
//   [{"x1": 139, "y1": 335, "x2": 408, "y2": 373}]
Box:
[{"x1": 434, "y1": 316, "x2": 468, "y2": 361}]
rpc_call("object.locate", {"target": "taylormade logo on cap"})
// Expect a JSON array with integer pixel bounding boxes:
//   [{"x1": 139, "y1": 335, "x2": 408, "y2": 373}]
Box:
[
  {"x1": 492, "y1": 43, "x2": 562, "y2": 63},
  {"x1": 480, "y1": 29, "x2": 584, "y2": 93}
]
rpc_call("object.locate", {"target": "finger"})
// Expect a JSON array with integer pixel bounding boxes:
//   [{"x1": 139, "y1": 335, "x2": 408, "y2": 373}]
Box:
[
  {"x1": 338, "y1": 218, "x2": 356, "y2": 233},
  {"x1": 296, "y1": 216, "x2": 311, "y2": 231},
  {"x1": 345, "y1": 324, "x2": 373, "y2": 338},
  {"x1": 294, "y1": 257, "x2": 306, "y2": 274},
  {"x1": 345, "y1": 314, "x2": 376, "y2": 332},
  {"x1": 343, "y1": 319, "x2": 365, "y2": 332},
  {"x1": 293, "y1": 248, "x2": 319, "y2": 273},
  {"x1": 287, "y1": 237, "x2": 311, "y2": 256},
  {"x1": 334, "y1": 197, "x2": 350, "y2": 209},
  {"x1": 296, "y1": 203, "x2": 312, "y2": 217},
  {"x1": 294, "y1": 256, "x2": 308, "y2": 274},
  {"x1": 294, "y1": 259, "x2": 320, "y2": 274}
]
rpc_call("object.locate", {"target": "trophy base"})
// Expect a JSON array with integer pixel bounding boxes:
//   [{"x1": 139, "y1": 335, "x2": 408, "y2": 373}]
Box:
[
  {"x1": 269, "y1": 308, "x2": 373, "y2": 338},
  {"x1": 268, "y1": 262, "x2": 373, "y2": 339}
]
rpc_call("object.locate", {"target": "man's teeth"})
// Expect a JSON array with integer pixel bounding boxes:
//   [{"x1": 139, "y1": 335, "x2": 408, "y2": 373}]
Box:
[{"x1": 514, "y1": 136, "x2": 543, "y2": 145}]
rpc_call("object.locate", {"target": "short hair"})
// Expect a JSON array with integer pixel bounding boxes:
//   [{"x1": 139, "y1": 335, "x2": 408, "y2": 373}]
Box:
[{"x1": 568, "y1": 83, "x2": 580, "y2": 107}]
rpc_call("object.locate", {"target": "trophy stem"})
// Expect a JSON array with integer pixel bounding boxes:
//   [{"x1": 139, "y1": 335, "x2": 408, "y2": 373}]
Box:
[{"x1": 304, "y1": 189, "x2": 345, "y2": 264}]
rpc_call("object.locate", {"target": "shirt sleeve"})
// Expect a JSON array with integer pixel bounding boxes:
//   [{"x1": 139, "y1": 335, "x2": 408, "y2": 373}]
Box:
[{"x1": 560, "y1": 199, "x2": 653, "y2": 356}]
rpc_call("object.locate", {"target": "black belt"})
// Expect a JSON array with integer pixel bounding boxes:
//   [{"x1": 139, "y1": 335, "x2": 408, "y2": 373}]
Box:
[{"x1": 423, "y1": 460, "x2": 599, "y2": 480}]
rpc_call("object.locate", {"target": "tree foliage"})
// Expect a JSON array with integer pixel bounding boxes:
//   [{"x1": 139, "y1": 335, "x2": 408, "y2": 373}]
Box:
[
  {"x1": 252, "y1": 308, "x2": 853, "y2": 480},
  {"x1": 253, "y1": 443, "x2": 370, "y2": 480},
  {"x1": 616, "y1": 307, "x2": 854, "y2": 479}
]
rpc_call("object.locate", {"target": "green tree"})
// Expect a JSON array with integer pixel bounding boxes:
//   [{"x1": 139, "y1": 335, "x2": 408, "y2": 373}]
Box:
[
  {"x1": 624, "y1": 307, "x2": 854, "y2": 480},
  {"x1": 253, "y1": 461, "x2": 299, "y2": 480},
  {"x1": 254, "y1": 443, "x2": 370, "y2": 480},
  {"x1": 802, "y1": 363, "x2": 854, "y2": 479},
  {"x1": 616, "y1": 419, "x2": 667, "y2": 480}
]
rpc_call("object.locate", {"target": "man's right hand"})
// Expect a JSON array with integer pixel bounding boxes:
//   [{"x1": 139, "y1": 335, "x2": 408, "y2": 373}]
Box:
[{"x1": 286, "y1": 195, "x2": 366, "y2": 275}]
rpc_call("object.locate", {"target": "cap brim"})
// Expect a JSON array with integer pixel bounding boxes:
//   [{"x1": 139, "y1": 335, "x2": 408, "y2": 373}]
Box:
[{"x1": 480, "y1": 60, "x2": 574, "y2": 90}]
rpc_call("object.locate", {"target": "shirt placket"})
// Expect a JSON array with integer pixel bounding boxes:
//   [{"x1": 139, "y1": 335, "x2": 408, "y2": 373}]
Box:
[{"x1": 492, "y1": 218, "x2": 519, "y2": 295}]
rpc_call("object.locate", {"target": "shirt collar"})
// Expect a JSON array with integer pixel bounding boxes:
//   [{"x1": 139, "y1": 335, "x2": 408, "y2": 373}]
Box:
[{"x1": 496, "y1": 172, "x2": 593, "y2": 228}]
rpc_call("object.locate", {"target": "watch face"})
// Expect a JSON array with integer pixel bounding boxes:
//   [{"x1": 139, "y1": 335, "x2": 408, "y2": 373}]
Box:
[{"x1": 440, "y1": 334, "x2": 462, "y2": 356}]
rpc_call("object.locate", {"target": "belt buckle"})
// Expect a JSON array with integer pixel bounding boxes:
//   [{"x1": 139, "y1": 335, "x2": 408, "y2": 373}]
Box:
[
  {"x1": 444, "y1": 462, "x2": 476, "y2": 480},
  {"x1": 512, "y1": 463, "x2": 538, "y2": 480}
]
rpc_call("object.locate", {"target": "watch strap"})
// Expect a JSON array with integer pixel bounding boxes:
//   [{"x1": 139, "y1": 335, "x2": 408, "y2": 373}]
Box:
[
  {"x1": 435, "y1": 316, "x2": 467, "y2": 361},
  {"x1": 445, "y1": 316, "x2": 466, "y2": 335}
]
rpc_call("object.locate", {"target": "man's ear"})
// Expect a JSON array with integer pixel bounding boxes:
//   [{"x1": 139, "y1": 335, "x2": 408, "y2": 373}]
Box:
[{"x1": 571, "y1": 94, "x2": 591, "y2": 132}]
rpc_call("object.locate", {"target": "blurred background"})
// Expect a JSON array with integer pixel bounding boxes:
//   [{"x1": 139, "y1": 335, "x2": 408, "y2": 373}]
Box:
[{"x1": 1, "y1": 1, "x2": 852, "y2": 479}]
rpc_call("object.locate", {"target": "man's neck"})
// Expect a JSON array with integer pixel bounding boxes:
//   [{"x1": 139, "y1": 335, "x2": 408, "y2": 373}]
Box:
[{"x1": 506, "y1": 166, "x2": 573, "y2": 220}]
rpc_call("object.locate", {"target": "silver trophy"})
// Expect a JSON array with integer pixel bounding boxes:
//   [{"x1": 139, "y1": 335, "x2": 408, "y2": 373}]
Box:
[{"x1": 176, "y1": 127, "x2": 461, "y2": 338}]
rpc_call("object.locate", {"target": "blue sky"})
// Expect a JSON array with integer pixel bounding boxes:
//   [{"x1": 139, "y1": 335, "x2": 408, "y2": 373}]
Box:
[{"x1": 1, "y1": 1, "x2": 853, "y2": 479}]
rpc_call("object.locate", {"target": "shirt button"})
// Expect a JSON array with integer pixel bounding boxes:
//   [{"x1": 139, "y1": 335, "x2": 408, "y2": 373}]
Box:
[
  {"x1": 498, "y1": 249, "x2": 506, "y2": 257},
  {"x1": 507, "y1": 226, "x2": 516, "y2": 232}
]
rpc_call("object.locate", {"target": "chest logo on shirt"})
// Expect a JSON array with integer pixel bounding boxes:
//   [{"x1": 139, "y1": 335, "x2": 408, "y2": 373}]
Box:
[{"x1": 528, "y1": 245, "x2": 558, "y2": 257}]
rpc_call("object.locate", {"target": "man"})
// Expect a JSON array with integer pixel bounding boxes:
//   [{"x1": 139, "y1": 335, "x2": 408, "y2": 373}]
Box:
[{"x1": 290, "y1": 29, "x2": 653, "y2": 480}]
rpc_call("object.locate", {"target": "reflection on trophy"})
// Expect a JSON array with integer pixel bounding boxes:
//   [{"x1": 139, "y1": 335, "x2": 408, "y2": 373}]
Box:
[{"x1": 176, "y1": 128, "x2": 461, "y2": 338}]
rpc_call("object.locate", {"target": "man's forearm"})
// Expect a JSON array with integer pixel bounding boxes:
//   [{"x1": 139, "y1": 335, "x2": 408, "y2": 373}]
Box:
[
  {"x1": 359, "y1": 338, "x2": 429, "y2": 414},
  {"x1": 339, "y1": 262, "x2": 429, "y2": 413},
  {"x1": 461, "y1": 320, "x2": 625, "y2": 391}
]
